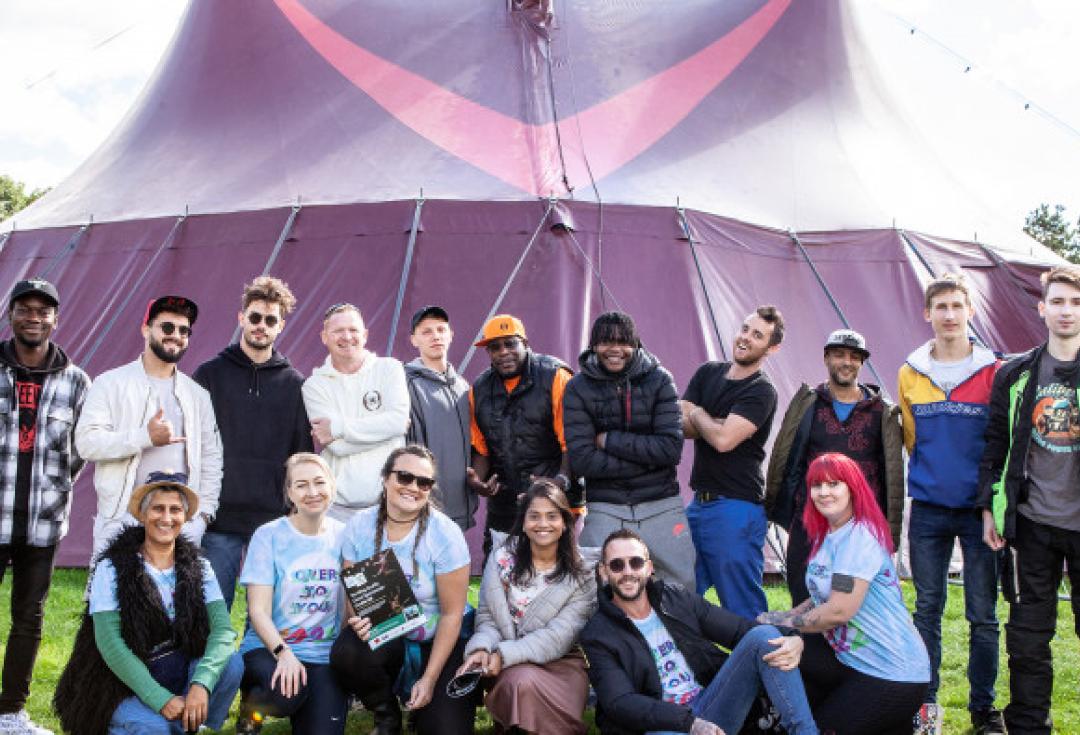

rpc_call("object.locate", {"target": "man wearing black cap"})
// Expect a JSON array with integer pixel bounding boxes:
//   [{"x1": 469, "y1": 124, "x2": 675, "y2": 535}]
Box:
[
  {"x1": 76, "y1": 294, "x2": 223, "y2": 559},
  {"x1": 0, "y1": 278, "x2": 90, "y2": 735},
  {"x1": 765, "y1": 328, "x2": 903, "y2": 605},
  {"x1": 405, "y1": 306, "x2": 473, "y2": 530}
]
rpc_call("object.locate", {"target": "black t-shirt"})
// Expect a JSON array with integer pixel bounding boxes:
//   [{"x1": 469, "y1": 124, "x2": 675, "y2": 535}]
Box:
[
  {"x1": 683, "y1": 362, "x2": 777, "y2": 503},
  {"x1": 12, "y1": 369, "x2": 45, "y2": 544}
]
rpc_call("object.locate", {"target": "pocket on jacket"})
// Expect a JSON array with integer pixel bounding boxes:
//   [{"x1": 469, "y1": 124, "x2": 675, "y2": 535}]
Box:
[{"x1": 44, "y1": 405, "x2": 75, "y2": 451}]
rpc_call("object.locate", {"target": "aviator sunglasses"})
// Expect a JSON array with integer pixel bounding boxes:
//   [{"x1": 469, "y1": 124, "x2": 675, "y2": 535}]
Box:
[
  {"x1": 246, "y1": 312, "x2": 280, "y2": 327},
  {"x1": 157, "y1": 321, "x2": 191, "y2": 337},
  {"x1": 391, "y1": 469, "x2": 436, "y2": 491},
  {"x1": 606, "y1": 555, "x2": 648, "y2": 573}
]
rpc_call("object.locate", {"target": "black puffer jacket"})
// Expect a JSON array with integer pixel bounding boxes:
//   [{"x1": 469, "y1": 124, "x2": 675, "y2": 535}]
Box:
[
  {"x1": 563, "y1": 348, "x2": 682, "y2": 505},
  {"x1": 581, "y1": 578, "x2": 768, "y2": 735}
]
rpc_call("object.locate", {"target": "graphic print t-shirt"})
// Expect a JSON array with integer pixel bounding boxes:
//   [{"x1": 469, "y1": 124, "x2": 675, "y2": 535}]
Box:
[
  {"x1": 630, "y1": 610, "x2": 702, "y2": 705},
  {"x1": 89, "y1": 556, "x2": 223, "y2": 619},
  {"x1": 1022, "y1": 353, "x2": 1080, "y2": 532},
  {"x1": 12, "y1": 371, "x2": 44, "y2": 542},
  {"x1": 805, "y1": 520, "x2": 930, "y2": 683},
  {"x1": 238, "y1": 516, "x2": 345, "y2": 663},
  {"x1": 341, "y1": 507, "x2": 470, "y2": 642}
]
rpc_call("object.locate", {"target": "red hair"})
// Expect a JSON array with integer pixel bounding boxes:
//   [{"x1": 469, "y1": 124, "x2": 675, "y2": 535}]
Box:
[{"x1": 803, "y1": 453, "x2": 893, "y2": 558}]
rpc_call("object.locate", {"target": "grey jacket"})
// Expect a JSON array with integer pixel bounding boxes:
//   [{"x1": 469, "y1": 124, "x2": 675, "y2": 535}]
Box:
[
  {"x1": 465, "y1": 531, "x2": 599, "y2": 667},
  {"x1": 404, "y1": 359, "x2": 473, "y2": 529}
]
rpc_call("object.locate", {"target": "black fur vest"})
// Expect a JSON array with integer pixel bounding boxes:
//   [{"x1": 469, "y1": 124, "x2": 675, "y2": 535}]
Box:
[{"x1": 53, "y1": 526, "x2": 211, "y2": 735}]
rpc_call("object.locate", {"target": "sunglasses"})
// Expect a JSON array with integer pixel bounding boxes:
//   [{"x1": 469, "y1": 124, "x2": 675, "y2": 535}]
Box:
[
  {"x1": 323, "y1": 302, "x2": 358, "y2": 320},
  {"x1": 606, "y1": 556, "x2": 648, "y2": 573},
  {"x1": 246, "y1": 312, "x2": 280, "y2": 327},
  {"x1": 446, "y1": 668, "x2": 483, "y2": 699},
  {"x1": 157, "y1": 321, "x2": 191, "y2": 337},
  {"x1": 391, "y1": 469, "x2": 435, "y2": 491},
  {"x1": 485, "y1": 336, "x2": 521, "y2": 352}
]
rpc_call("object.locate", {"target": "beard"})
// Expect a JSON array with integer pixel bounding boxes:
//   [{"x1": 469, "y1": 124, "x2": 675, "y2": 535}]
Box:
[
  {"x1": 609, "y1": 575, "x2": 647, "y2": 602},
  {"x1": 828, "y1": 367, "x2": 857, "y2": 387},
  {"x1": 150, "y1": 335, "x2": 188, "y2": 364},
  {"x1": 243, "y1": 332, "x2": 273, "y2": 351}
]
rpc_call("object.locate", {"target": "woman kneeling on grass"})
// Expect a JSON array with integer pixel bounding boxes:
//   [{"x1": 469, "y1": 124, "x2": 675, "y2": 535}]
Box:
[
  {"x1": 331, "y1": 445, "x2": 474, "y2": 735},
  {"x1": 459, "y1": 480, "x2": 599, "y2": 735},
  {"x1": 54, "y1": 472, "x2": 242, "y2": 735},
  {"x1": 234, "y1": 452, "x2": 347, "y2": 734},
  {"x1": 758, "y1": 453, "x2": 931, "y2": 734}
]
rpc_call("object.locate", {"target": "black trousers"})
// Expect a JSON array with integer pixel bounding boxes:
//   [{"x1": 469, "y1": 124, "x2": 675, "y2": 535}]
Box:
[
  {"x1": 1001, "y1": 513, "x2": 1080, "y2": 735},
  {"x1": 0, "y1": 542, "x2": 57, "y2": 715},
  {"x1": 330, "y1": 630, "x2": 474, "y2": 735},
  {"x1": 799, "y1": 633, "x2": 927, "y2": 735},
  {"x1": 241, "y1": 648, "x2": 347, "y2": 735},
  {"x1": 785, "y1": 514, "x2": 813, "y2": 606}
]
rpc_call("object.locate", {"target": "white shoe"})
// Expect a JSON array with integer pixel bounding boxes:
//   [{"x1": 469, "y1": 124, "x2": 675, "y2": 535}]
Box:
[
  {"x1": 0, "y1": 711, "x2": 54, "y2": 735},
  {"x1": 913, "y1": 703, "x2": 943, "y2": 735}
]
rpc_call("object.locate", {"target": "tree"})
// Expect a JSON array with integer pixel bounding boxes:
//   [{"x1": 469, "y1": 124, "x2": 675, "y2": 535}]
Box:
[
  {"x1": 0, "y1": 175, "x2": 49, "y2": 221},
  {"x1": 1024, "y1": 203, "x2": 1080, "y2": 263}
]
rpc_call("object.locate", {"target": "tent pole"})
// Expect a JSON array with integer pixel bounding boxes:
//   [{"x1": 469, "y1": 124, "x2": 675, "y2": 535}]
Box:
[
  {"x1": 678, "y1": 206, "x2": 727, "y2": 362},
  {"x1": 561, "y1": 226, "x2": 623, "y2": 312},
  {"x1": 386, "y1": 196, "x2": 426, "y2": 356},
  {"x1": 789, "y1": 230, "x2": 890, "y2": 399},
  {"x1": 0, "y1": 231, "x2": 11, "y2": 256},
  {"x1": 459, "y1": 198, "x2": 557, "y2": 374},
  {"x1": 898, "y1": 229, "x2": 993, "y2": 351},
  {"x1": 82, "y1": 213, "x2": 188, "y2": 365},
  {"x1": 229, "y1": 203, "x2": 303, "y2": 344},
  {"x1": 40, "y1": 217, "x2": 91, "y2": 280}
]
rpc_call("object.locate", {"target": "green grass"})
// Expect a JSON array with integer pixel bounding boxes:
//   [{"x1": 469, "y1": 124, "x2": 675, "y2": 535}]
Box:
[{"x1": 5, "y1": 572, "x2": 1078, "y2": 733}]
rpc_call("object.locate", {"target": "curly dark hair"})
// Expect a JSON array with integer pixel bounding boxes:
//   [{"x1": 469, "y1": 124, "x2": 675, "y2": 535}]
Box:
[{"x1": 504, "y1": 479, "x2": 585, "y2": 587}]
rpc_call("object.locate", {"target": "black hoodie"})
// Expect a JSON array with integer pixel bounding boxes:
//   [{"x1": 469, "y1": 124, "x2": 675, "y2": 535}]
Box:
[
  {"x1": 193, "y1": 344, "x2": 313, "y2": 536},
  {"x1": 562, "y1": 348, "x2": 683, "y2": 505}
]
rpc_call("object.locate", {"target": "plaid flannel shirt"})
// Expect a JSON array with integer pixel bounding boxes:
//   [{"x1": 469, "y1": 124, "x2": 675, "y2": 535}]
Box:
[{"x1": 0, "y1": 360, "x2": 90, "y2": 546}]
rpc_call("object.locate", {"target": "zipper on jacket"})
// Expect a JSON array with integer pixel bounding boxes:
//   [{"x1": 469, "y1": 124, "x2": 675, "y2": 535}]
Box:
[{"x1": 1009, "y1": 546, "x2": 1021, "y2": 604}]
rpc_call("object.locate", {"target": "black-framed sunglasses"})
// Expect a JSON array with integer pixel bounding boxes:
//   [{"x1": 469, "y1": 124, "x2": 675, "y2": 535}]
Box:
[
  {"x1": 323, "y1": 302, "x2": 358, "y2": 320},
  {"x1": 158, "y1": 321, "x2": 191, "y2": 337},
  {"x1": 391, "y1": 469, "x2": 436, "y2": 491},
  {"x1": 606, "y1": 556, "x2": 647, "y2": 573},
  {"x1": 485, "y1": 336, "x2": 522, "y2": 352},
  {"x1": 246, "y1": 312, "x2": 280, "y2": 328},
  {"x1": 446, "y1": 668, "x2": 483, "y2": 699}
]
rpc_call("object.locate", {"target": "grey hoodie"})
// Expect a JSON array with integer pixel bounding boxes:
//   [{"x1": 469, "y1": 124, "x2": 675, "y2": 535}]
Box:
[{"x1": 404, "y1": 358, "x2": 474, "y2": 529}]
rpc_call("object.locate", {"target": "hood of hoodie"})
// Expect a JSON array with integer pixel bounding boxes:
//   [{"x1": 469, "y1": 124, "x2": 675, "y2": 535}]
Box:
[
  {"x1": 0, "y1": 338, "x2": 70, "y2": 376},
  {"x1": 905, "y1": 339, "x2": 997, "y2": 385},
  {"x1": 813, "y1": 381, "x2": 883, "y2": 409},
  {"x1": 405, "y1": 357, "x2": 463, "y2": 388},
  {"x1": 311, "y1": 349, "x2": 378, "y2": 379},
  {"x1": 577, "y1": 347, "x2": 659, "y2": 382},
  {"x1": 218, "y1": 343, "x2": 294, "y2": 396}
]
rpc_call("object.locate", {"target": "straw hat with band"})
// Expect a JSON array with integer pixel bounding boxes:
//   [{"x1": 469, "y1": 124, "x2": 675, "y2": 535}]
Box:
[{"x1": 128, "y1": 471, "x2": 199, "y2": 521}]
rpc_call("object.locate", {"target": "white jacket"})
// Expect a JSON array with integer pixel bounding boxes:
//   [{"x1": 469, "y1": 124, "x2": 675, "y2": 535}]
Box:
[
  {"x1": 302, "y1": 352, "x2": 408, "y2": 509},
  {"x1": 74, "y1": 358, "x2": 223, "y2": 522}
]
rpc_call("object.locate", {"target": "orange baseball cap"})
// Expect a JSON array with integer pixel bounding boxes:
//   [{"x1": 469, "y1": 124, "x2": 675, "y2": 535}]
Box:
[{"x1": 474, "y1": 314, "x2": 527, "y2": 347}]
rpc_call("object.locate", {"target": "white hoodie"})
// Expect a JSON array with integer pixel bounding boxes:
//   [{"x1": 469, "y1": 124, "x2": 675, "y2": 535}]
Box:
[{"x1": 302, "y1": 351, "x2": 408, "y2": 509}]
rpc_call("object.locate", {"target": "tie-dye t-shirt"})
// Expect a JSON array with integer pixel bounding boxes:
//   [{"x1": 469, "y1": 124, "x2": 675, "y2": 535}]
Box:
[
  {"x1": 89, "y1": 557, "x2": 222, "y2": 619},
  {"x1": 805, "y1": 520, "x2": 930, "y2": 683},
  {"x1": 340, "y1": 506, "x2": 470, "y2": 642},
  {"x1": 238, "y1": 516, "x2": 345, "y2": 664}
]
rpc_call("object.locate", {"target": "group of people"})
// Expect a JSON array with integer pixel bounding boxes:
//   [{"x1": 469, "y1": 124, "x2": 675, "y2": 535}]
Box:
[{"x1": 0, "y1": 263, "x2": 1077, "y2": 735}]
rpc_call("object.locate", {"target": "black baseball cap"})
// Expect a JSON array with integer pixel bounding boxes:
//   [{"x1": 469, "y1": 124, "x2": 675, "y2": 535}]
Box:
[
  {"x1": 410, "y1": 305, "x2": 450, "y2": 333},
  {"x1": 9, "y1": 278, "x2": 59, "y2": 308},
  {"x1": 145, "y1": 295, "x2": 199, "y2": 326}
]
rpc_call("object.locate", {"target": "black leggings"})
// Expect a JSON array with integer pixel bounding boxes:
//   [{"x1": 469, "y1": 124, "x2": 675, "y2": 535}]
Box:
[
  {"x1": 330, "y1": 630, "x2": 474, "y2": 735},
  {"x1": 241, "y1": 648, "x2": 347, "y2": 735},
  {"x1": 799, "y1": 634, "x2": 928, "y2": 735}
]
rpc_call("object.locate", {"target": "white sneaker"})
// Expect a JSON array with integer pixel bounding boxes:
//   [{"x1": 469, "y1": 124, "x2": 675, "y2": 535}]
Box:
[
  {"x1": 0, "y1": 711, "x2": 54, "y2": 735},
  {"x1": 913, "y1": 703, "x2": 943, "y2": 735}
]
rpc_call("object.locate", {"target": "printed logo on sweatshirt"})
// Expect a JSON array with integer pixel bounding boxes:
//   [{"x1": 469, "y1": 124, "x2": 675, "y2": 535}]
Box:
[{"x1": 363, "y1": 390, "x2": 382, "y2": 411}]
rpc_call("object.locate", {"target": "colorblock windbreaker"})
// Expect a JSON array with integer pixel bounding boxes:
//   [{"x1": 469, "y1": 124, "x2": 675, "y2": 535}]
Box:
[{"x1": 898, "y1": 340, "x2": 998, "y2": 509}]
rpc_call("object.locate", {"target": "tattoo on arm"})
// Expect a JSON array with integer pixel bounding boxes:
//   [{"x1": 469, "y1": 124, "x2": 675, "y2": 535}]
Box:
[{"x1": 831, "y1": 573, "x2": 856, "y2": 594}]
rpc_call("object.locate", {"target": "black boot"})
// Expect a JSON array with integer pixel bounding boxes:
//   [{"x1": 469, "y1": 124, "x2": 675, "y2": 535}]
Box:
[{"x1": 369, "y1": 699, "x2": 403, "y2": 735}]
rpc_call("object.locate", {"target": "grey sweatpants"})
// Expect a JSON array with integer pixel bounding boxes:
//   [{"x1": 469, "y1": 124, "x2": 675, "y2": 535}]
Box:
[{"x1": 579, "y1": 495, "x2": 696, "y2": 590}]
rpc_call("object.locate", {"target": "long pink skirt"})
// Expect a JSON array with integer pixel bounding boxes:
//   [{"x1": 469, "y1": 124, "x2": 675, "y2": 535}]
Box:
[{"x1": 485, "y1": 654, "x2": 590, "y2": 735}]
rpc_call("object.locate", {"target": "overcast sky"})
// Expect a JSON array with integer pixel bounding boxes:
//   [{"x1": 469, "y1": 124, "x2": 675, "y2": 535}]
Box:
[{"x1": 1, "y1": 0, "x2": 1078, "y2": 230}]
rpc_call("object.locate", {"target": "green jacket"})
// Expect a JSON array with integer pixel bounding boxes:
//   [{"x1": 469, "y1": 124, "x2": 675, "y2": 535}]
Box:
[
  {"x1": 976, "y1": 344, "x2": 1080, "y2": 539},
  {"x1": 765, "y1": 382, "x2": 905, "y2": 548}
]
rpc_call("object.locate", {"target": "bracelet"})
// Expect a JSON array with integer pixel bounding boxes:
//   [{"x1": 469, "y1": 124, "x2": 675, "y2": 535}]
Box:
[{"x1": 272, "y1": 642, "x2": 287, "y2": 658}]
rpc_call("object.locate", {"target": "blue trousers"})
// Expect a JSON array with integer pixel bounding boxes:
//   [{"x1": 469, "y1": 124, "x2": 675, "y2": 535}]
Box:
[
  {"x1": 201, "y1": 530, "x2": 248, "y2": 611},
  {"x1": 646, "y1": 625, "x2": 818, "y2": 734},
  {"x1": 107, "y1": 652, "x2": 243, "y2": 734},
  {"x1": 687, "y1": 496, "x2": 768, "y2": 619},
  {"x1": 908, "y1": 500, "x2": 1000, "y2": 710}
]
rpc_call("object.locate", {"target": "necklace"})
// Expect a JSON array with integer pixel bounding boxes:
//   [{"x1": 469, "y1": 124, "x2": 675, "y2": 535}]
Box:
[{"x1": 386, "y1": 511, "x2": 421, "y2": 524}]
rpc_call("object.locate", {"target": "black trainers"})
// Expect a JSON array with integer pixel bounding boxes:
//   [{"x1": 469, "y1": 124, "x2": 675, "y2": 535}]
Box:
[{"x1": 972, "y1": 708, "x2": 1007, "y2": 735}]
